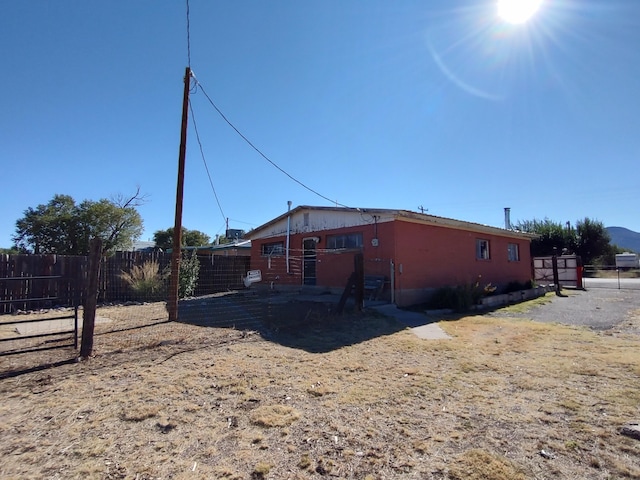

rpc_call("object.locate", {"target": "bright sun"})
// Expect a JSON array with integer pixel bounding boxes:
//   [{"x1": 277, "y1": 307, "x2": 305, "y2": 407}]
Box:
[{"x1": 497, "y1": 0, "x2": 543, "y2": 24}]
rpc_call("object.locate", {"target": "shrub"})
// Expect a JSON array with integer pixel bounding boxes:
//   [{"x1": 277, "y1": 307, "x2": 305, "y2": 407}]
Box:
[
  {"x1": 178, "y1": 250, "x2": 200, "y2": 298},
  {"x1": 120, "y1": 260, "x2": 168, "y2": 301},
  {"x1": 427, "y1": 277, "x2": 496, "y2": 312},
  {"x1": 503, "y1": 280, "x2": 533, "y2": 294}
]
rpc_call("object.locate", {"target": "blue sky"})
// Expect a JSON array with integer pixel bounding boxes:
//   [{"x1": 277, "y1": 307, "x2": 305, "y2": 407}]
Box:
[{"x1": 2, "y1": 0, "x2": 639, "y2": 248}]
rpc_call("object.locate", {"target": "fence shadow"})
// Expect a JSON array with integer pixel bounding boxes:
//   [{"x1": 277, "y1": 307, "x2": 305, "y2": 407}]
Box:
[{"x1": 176, "y1": 291, "x2": 405, "y2": 353}]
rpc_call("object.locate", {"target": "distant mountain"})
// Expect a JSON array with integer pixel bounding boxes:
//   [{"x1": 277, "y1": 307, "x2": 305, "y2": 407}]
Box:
[{"x1": 607, "y1": 227, "x2": 640, "y2": 253}]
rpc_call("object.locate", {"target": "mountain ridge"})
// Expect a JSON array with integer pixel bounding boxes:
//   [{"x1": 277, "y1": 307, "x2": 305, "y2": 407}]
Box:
[{"x1": 607, "y1": 226, "x2": 640, "y2": 253}]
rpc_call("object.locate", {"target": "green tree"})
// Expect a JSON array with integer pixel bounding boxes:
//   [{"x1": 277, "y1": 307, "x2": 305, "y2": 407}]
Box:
[
  {"x1": 516, "y1": 218, "x2": 575, "y2": 257},
  {"x1": 79, "y1": 196, "x2": 144, "y2": 253},
  {"x1": 153, "y1": 227, "x2": 210, "y2": 250},
  {"x1": 598, "y1": 243, "x2": 627, "y2": 266},
  {"x1": 12, "y1": 190, "x2": 145, "y2": 255},
  {"x1": 13, "y1": 194, "x2": 77, "y2": 254},
  {"x1": 516, "y1": 216, "x2": 614, "y2": 265},
  {"x1": 575, "y1": 218, "x2": 613, "y2": 265}
]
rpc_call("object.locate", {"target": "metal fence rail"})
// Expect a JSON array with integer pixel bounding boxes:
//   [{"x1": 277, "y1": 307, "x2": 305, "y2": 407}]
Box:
[
  {"x1": 582, "y1": 266, "x2": 640, "y2": 290},
  {"x1": 0, "y1": 272, "x2": 79, "y2": 356},
  {"x1": 0, "y1": 307, "x2": 78, "y2": 356}
]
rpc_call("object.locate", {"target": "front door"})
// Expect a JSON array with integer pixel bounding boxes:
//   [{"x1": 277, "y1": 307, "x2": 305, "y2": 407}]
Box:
[{"x1": 303, "y1": 238, "x2": 317, "y2": 285}]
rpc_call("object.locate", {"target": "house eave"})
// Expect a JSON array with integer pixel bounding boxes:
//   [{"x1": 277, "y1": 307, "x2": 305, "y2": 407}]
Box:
[{"x1": 245, "y1": 205, "x2": 537, "y2": 241}]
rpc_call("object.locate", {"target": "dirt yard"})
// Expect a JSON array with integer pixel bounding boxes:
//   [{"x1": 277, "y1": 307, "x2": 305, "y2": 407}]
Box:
[{"x1": 1, "y1": 295, "x2": 639, "y2": 479}]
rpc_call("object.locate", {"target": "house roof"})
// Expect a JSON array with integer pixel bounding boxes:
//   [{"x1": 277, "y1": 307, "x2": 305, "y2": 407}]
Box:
[
  {"x1": 166, "y1": 240, "x2": 251, "y2": 254},
  {"x1": 245, "y1": 205, "x2": 537, "y2": 241},
  {"x1": 132, "y1": 240, "x2": 156, "y2": 252}
]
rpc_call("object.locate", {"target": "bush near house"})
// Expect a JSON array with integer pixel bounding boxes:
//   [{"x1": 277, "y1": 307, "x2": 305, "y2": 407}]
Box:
[
  {"x1": 427, "y1": 278, "x2": 497, "y2": 312},
  {"x1": 120, "y1": 250, "x2": 201, "y2": 301}
]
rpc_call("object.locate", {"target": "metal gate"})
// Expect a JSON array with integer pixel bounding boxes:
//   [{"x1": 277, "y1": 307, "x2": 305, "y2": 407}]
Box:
[
  {"x1": 533, "y1": 255, "x2": 583, "y2": 289},
  {"x1": 0, "y1": 275, "x2": 79, "y2": 356},
  {"x1": 582, "y1": 266, "x2": 640, "y2": 290}
]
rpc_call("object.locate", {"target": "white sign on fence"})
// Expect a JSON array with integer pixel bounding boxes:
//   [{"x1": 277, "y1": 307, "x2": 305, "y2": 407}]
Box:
[{"x1": 243, "y1": 270, "x2": 262, "y2": 288}]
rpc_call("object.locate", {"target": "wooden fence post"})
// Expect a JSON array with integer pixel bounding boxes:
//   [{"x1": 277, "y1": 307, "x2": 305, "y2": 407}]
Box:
[
  {"x1": 552, "y1": 254, "x2": 561, "y2": 296},
  {"x1": 80, "y1": 238, "x2": 102, "y2": 358},
  {"x1": 354, "y1": 253, "x2": 364, "y2": 312}
]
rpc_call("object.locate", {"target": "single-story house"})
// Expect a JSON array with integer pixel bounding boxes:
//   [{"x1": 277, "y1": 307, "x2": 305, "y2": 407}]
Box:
[{"x1": 245, "y1": 206, "x2": 537, "y2": 307}]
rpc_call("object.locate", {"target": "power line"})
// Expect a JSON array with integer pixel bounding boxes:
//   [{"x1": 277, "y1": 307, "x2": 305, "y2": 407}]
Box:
[
  {"x1": 227, "y1": 218, "x2": 258, "y2": 227},
  {"x1": 191, "y1": 77, "x2": 350, "y2": 209},
  {"x1": 188, "y1": 99, "x2": 226, "y2": 223}
]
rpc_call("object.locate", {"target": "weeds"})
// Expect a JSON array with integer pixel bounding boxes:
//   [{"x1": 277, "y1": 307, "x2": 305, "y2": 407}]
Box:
[
  {"x1": 2, "y1": 301, "x2": 640, "y2": 479},
  {"x1": 120, "y1": 251, "x2": 200, "y2": 301},
  {"x1": 120, "y1": 260, "x2": 167, "y2": 301},
  {"x1": 428, "y1": 277, "x2": 496, "y2": 312}
]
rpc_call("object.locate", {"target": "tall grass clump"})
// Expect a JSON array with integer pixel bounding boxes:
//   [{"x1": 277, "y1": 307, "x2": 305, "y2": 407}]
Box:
[{"x1": 120, "y1": 260, "x2": 168, "y2": 301}]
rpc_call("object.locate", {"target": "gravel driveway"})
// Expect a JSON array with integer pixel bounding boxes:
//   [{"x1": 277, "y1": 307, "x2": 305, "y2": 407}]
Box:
[{"x1": 489, "y1": 287, "x2": 640, "y2": 333}]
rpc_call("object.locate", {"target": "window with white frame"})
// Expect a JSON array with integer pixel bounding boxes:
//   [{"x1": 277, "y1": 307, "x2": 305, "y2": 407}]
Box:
[
  {"x1": 507, "y1": 243, "x2": 520, "y2": 261},
  {"x1": 476, "y1": 239, "x2": 490, "y2": 260},
  {"x1": 261, "y1": 241, "x2": 284, "y2": 256}
]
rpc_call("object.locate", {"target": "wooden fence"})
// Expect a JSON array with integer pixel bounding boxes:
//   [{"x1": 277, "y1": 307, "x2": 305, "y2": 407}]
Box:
[
  {"x1": 0, "y1": 254, "x2": 86, "y2": 313},
  {"x1": 0, "y1": 252, "x2": 251, "y2": 313}
]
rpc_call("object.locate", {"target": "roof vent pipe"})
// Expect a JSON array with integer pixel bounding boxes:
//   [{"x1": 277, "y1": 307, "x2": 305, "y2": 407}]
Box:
[{"x1": 504, "y1": 207, "x2": 511, "y2": 230}]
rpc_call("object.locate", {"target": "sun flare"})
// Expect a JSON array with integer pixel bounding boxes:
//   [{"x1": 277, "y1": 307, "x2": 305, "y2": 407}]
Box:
[{"x1": 497, "y1": 0, "x2": 543, "y2": 24}]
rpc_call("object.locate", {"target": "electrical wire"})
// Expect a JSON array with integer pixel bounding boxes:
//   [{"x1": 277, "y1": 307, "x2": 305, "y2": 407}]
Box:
[
  {"x1": 185, "y1": 2, "x2": 347, "y2": 224},
  {"x1": 227, "y1": 218, "x2": 258, "y2": 228},
  {"x1": 189, "y1": 99, "x2": 226, "y2": 223},
  {"x1": 191, "y1": 78, "x2": 350, "y2": 209}
]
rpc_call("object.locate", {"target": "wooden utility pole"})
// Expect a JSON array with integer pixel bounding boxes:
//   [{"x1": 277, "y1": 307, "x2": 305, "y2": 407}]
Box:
[
  {"x1": 353, "y1": 253, "x2": 365, "y2": 311},
  {"x1": 168, "y1": 67, "x2": 191, "y2": 322},
  {"x1": 336, "y1": 253, "x2": 365, "y2": 314},
  {"x1": 80, "y1": 237, "x2": 102, "y2": 358}
]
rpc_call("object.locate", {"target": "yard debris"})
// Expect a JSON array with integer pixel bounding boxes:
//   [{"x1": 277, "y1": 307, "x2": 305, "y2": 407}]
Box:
[
  {"x1": 155, "y1": 421, "x2": 176, "y2": 434},
  {"x1": 620, "y1": 423, "x2": 640, "y2": 440},
  {"x1": 539, "y1": 449, "x2": 555, "y2": 459}
]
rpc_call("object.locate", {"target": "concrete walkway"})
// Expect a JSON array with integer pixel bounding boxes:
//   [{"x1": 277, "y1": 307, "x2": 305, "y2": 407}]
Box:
[{"x1": 373, "y1": 304, "x2": 451, "y2": 340}]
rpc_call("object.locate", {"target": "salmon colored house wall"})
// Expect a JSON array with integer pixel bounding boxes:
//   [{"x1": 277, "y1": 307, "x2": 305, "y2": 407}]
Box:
[
  {"x1": 392, "y1": 220, "x2": 532, "y2": 306},
  {"x1": 248, "y1": 209, "x2": 533, "y2": 307},
  {"x1": 250, "y1": 222, "x2": 397, "y2": 292}
]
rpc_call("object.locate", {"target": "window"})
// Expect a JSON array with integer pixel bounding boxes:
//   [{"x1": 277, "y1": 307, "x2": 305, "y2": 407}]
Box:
[
  {"x1": 476, "y1": 239, "x2": 490, "y2": 260},
  {"x1": 261, "y1": 241, "x2": 284, "y2": 256},
  {"x1": 326, "y1": 232, "x2": 363, "y2": 250},
  {"x1": 508, "y1": 243, "x2": 520, "y2": 262}
]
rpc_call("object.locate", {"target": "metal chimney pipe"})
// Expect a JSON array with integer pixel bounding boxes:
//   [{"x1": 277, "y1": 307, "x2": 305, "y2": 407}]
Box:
[{"x1": 504, "y1": 207, "x2": 511, "y2": 230}]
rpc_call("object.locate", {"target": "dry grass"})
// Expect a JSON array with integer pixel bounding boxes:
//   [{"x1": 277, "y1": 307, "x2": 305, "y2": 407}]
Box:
[{"x1": 1, "y1": 300, "x2": 639, "y2": 479}]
